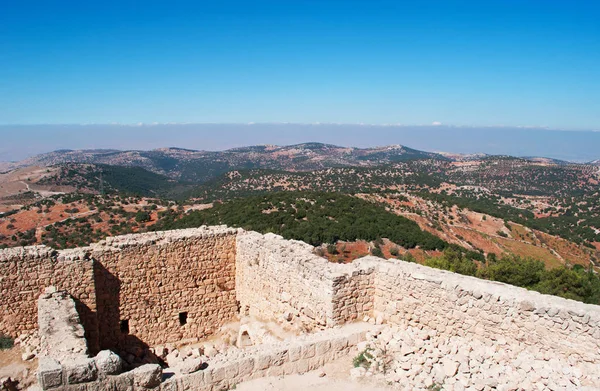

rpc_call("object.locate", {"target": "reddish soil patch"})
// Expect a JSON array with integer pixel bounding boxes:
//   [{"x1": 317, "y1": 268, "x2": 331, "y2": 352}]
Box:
[
  {"x1": 325, "y1": 241, "x2": 370, "y2": 263},
  {"x1": 321, "y1": 239, "x2": 439, "y2": 265},
  {"x1": 451, "y1": 227, "x2": 503, "y2": 255},
  {"x1": 0, "y1": 201, "x2": 91, "y2": 236}
]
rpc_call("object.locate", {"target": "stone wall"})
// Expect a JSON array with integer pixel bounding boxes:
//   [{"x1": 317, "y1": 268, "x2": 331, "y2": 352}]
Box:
[
  {"x1": 38, "y1": 289, "x2": 88, "y2": 361},
  {"x1": 363, "y1": 256, "x2": 600, "y2": 364},
  {"x1": 4, "y1": 227, "x2": 600, "y2": 390},
  {"x1": 331, "y1": 265, "x2": 376, "y2": 325},
  {"x1": 236, "y1": 232, "x2": 376, "y2": 330},
  {"x1": 0, "y1": 226, "x2": 239, "y2": 356},
  {"x1": 92, "y1": 227, "x2": 239, "y2": 351},
  {"x1": 0, "y1": 247, "x2": 98, "y2": 351},
  {"x1": 47, "y1": 323, "x2": 375, "y2": 391}
]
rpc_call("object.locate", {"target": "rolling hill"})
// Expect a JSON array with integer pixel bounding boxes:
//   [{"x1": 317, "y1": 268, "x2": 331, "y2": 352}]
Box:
[{"x1": 0, "y1": 143, "x2": 448, "y2": 182}]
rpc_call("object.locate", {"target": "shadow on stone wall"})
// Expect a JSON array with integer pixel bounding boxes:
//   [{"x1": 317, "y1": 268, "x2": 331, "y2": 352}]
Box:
[
  {"x1": 93, "y1": 260, "x2": 122, "y2": 352},
  {"x1": 73, "y1": 297, "x2": 99, "y2": 356},
  {"x1": 92, "y1": 260, "x2": 164, "y2": 369},
  {"x1": 119, "y1": 334, "x2": 166, "y2": 370}
]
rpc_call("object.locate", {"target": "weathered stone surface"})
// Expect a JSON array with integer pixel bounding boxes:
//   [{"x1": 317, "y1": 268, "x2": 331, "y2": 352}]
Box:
[
  {"x1": 132, "y1": 364, "x2": 162, "y2": 388},
  {"x1": 37, "y1": 358, "x2": 63, "y2": 390},
  {"x1": 1, "y1": 227, "x2": 599, "y2": 390},
  {"x1": 179, "y1": 358, "x2": 204, "y2": 375},
  {"x1": 65, "y1": 358, "x2": 98, "y2": 384},
  {"x1": 38, "y1": 290, "x2": 88, "y2": 361},
  {"x1": 94, "y1": 350, "x2": 123, "y2": 376}
]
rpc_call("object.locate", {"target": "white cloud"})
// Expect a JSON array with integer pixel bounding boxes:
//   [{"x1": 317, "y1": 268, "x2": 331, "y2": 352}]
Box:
[{"x1": 432, "y1": 121, "x2": 442, "y2": 126}]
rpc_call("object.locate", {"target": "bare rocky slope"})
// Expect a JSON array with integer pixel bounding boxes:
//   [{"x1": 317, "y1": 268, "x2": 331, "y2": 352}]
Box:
[{"x1": 0, "y1": 143, "x2": 446, "y2": 182}]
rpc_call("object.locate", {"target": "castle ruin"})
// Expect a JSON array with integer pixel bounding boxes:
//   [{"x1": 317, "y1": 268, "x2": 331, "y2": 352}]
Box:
[{"x1": 1, "y1": 226, "x2": 599, "y2": 390}]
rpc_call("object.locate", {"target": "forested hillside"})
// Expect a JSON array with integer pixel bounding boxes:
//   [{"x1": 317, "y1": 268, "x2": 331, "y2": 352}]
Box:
[
  {"x1": 153, "y1": 192, "x2": 448, "y2": 250},
  {"x1": 38, "y1": 163, "x2": 190, "y2": 197}
]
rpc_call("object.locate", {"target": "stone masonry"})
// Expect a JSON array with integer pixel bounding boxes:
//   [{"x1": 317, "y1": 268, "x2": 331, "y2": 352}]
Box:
[
  {"x1": 92, "y1": 227, "x2": 238, "y2": 351},
  {"x1": 0, "y1": 226, "x2": 238, "y2": 356},
  {"x1": 1, "y1": 227, "x2": 600, "y2": 390}
]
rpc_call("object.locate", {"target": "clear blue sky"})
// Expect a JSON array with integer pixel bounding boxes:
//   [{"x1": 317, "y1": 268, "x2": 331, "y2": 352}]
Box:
[{"x1": 1, "y1": 1, "x2": 599, "y2": 128}]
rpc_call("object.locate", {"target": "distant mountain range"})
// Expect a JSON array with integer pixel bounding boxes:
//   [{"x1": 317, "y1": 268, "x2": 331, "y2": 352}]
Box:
[
  {"x1": 0, "y1": 143, "x2": 445, "y2": 182},
  {"x1": 0, "y1": 142, "x2": 598, "y2": 183}
]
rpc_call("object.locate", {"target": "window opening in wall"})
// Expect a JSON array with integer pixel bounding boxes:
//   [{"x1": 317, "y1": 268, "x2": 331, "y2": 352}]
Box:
[
  {"x1": 120, "y1": 319, "x2": 129, "y2": 334},
  {"x1": 179, "y1": 312, "x2": 188, "y2": 326}
]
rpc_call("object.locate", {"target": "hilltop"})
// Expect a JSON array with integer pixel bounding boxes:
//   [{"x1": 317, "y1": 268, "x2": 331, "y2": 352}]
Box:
[
  {"x1": 1, "y1": 143, "x2": 599, "y2": 281},
  {"x1": 0, "y1": 143, "x2": 446, "y2": 182}
]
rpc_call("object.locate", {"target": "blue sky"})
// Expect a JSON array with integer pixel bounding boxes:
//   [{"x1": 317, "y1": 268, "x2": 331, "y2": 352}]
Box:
[{"x1": 1, "y1": 1, "x2": 599, "y2": 128}]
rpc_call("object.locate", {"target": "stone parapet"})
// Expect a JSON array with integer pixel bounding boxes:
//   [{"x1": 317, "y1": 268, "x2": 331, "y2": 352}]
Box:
[
  {"x1": 236, "y1": 232, "x2": 377, "y2": 330},
  {"x1": 48, "y1": 322, "x2": 375, "y2": 391},
  {"x1": 38, "y1": 288, "x2": 89, "y2": 361},
  {"x1": 365, "y1": 256, "x2": 600, "y2": 363},
  {"x1": 2, "y1": 227, "x2": 600, "y2": 390},
  {"x1": 0, "y1": 226, "x2": 239, "y2": 355}
]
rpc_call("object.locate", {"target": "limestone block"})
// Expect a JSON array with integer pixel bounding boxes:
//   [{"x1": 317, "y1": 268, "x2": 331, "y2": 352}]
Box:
[
  {"x1": 65, "y1": 357, "x2": 98, "y2": 384},
  {"x1": 95, "y1": 350, "x2": 123, "y2": 376},
  {"x1": 159, "y1": 380, "x2": 178, "y2": 391},
  {"x1": 331, "y1": 337, "x2": 348, "y2": 352},
  {"x1": 254, "y1": 353, "x2": 271, "y2": 370},
  {"x1": 180, "y1": 358, "x2": 204, "y2": 375},
  {"x1": 237, "y1": 356, "x2": 255, "y2": 378},
  {"x1": 315, "y1": 340, "x2": 331, "y2": 356},
  {"x1": 288, "y1": 345, "x2": 302, "y2": 362},
  {"x1": 211, "y1": 365, "x2": 227, "y2": 383},
  {"x1": 132, "y1": 364, "x2": 162, "y2": 389},
  {"x1": 37, "y1": 358, "x2": 63, "y2": 390},
  {"x1": 270, "y1": 349, "x2": 288, "y2": 366}
]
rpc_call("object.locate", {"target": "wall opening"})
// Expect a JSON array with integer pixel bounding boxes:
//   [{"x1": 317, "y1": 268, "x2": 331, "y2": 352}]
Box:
[
  {"x1": 120, "y1": 319, "x2": 129, "y2": 334},
  {"x1": 238, "y1": 330, "x2": 252, "y2": 348},
  {"x1": 179, "y1": 312, "x2": 188, "y2": 326}
]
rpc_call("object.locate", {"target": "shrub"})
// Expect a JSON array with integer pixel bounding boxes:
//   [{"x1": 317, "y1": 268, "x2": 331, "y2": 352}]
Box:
[
  {"x1": 327, "y1": 243, "x2": 339, "y2": 255},
  {"x1": 135, "y1": 211, "x2": 151, "y2": 223},
  {"x1": 425, "y1": 248, "x2": 477, "y2": 276},
  {"x1": 371, "y1": 246, "x2": 384, "y2": 258},
  {"x1": 389, "y1": 247, "x2": 399, "y2": 257},
  {"x1": 477, "y1": 255, "x2": 543, "y2": 287},
  {"x1": 353, "y1": 349, "x2": 373, "y2": 368},
  {"x1": 0, "y1": 334, "x2": 14, "y2": 350},
  {"x1": 403, "y1": 252, "x2": 416, "y2": 263},
  {"x1": 497, "y1": 230, "x2": 508, "y2": 238}
]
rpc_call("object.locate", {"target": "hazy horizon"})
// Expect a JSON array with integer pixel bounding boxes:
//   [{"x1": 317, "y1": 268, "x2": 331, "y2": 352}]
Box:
[{"x1": 1, "y1": 124, "x2": 599, "y2": 163}]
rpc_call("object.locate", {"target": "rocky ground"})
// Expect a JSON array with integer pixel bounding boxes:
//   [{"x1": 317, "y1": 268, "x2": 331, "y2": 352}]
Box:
[
  {"x1": 235, "y1": 355, "x2": 394, "y2": 391},
  {"x1": 0, "y1": 345, "x2": 38, "y2": 389},
  {"x1": 356, "y1": 325, "x2": 600, "y2": 391}
]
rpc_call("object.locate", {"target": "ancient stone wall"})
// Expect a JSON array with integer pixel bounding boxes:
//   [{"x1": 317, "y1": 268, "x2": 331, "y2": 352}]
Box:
[
  {"x1": 47, "y1": 323, "x2": 374, "y2": 391},
  {"x1": 363, "y1": 257, "x2": 600, "y2": 364},
  {"x1": 0, "y1": 247, "x2": 98, "y2": 351},
  {"x1": 92, "y1": 227, "x2": 239, "y2": 351},
  {"x1": 236, "y1": 232, "x2": 375, "y2": 330},
  {"x1": 331, "y1": 265, "x2": 376, "y2": 325},
  {"x1": 0, "y1": 226, "x2": 239, "y2": 356},
  {"x1": 4, "y1": 227, "x2": 600, "y2": 390},
  {"x1": 38, "y1": 289, "x2": 89, "y2": 361}
]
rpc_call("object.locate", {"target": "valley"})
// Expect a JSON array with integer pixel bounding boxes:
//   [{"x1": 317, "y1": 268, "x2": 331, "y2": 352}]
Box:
[{"x1": 1, "y1": 143, "x2": 600, "y2": 304}]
